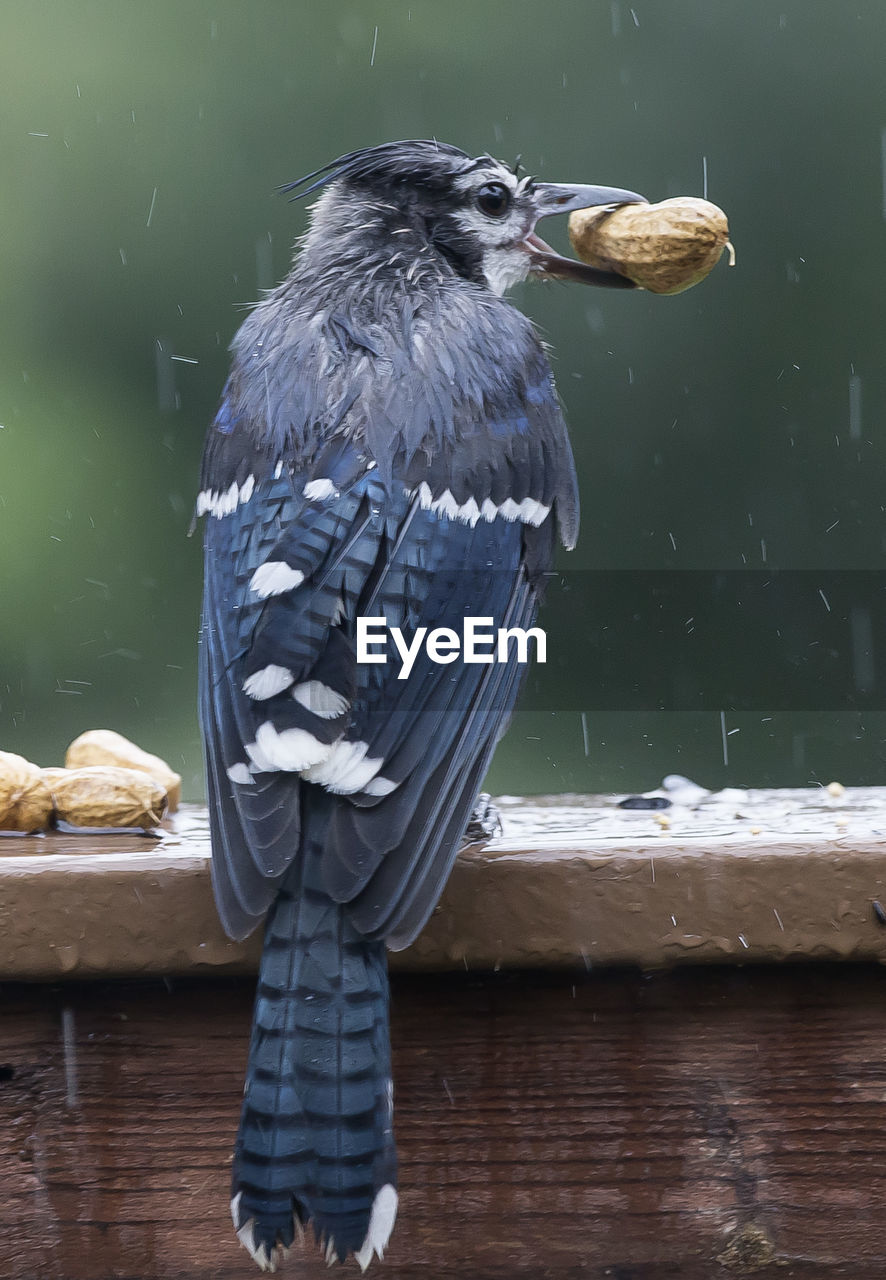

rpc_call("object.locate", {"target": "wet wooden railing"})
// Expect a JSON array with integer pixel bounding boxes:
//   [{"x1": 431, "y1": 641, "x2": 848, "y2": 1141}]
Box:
[{"x1": 2, "y1": 786, "x2": 886, "y2": 1277}]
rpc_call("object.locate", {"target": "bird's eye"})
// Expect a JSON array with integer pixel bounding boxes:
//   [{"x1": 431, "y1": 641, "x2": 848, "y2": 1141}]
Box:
[{"x1": 476, "y1": 182, "x2": 512, "y2": 218}]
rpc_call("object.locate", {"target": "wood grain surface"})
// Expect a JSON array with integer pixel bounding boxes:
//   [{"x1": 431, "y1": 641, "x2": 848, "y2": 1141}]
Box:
[{"x1": 2, "y1": 966, "x2": 885, "y2": 1279}]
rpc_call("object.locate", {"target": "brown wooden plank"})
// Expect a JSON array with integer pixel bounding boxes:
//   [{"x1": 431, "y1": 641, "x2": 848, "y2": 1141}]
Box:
[
  {"x1": 4, "y1": 791, "x2": 886, "y2": 979},
  {"x1": 2, "y1": 966, "x2": 886, "y2": 1277}
]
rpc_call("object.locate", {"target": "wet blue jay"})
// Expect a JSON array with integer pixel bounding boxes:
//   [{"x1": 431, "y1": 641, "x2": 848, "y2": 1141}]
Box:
[{"x1": 197, "y1": 140, "x2": 643, "y2": 1270}]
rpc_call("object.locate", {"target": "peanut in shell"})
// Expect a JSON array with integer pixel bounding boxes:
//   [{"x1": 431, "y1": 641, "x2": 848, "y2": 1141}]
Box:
[
  {"x1": 0, "y1": 750, "x2": 53, "y2": 832},
  {"x1": 568, "y1": 196, "x2": 734, "y2": 295},
  {"x1": 46, "y1": 765, "x2": 167, "y2": 830},
  {"x1": 65, "y1": 728, "x2": 181, "y2": 810}
]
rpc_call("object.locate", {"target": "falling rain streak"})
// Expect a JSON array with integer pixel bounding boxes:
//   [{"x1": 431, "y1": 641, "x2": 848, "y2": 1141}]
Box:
[
  {"x1": 848, "y1": 374, "x2": 862, "y2": 440},
  {"x1": 61, "y1": 1008, "x2": 79, "y2": 1108},
  {"x1": 155, "y1": 337, "x2": 177, "y2": 411},
  {"x1": 850, "y1": 607, "x2": 875, "y2": 694}
]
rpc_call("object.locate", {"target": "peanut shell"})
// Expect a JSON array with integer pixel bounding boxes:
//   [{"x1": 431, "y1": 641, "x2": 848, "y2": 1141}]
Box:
[
  {"x1": 568, "y1": 196, "x2": 733, "y2": 295},
  {"x1": 65, "y1": 729, "x2": 181, "y2": 810},
  {"x1": 0, "y1": 750, "x2": 54, "y2": 832},
  {"x1": 48, "y1": 765, "x2": 167, "y2": 829},
  {"x1": 39, "y1": 767, "x2": 70, "y2": 789}
]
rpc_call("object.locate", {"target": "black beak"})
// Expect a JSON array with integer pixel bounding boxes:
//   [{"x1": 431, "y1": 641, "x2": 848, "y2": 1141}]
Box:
[{"x1": 525, "y1": 181, "x2": 647, "y2": 288}]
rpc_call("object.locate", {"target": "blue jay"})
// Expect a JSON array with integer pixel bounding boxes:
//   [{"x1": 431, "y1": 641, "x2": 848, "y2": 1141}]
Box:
[{"x1": 197, "y1": 140, "x2": 643, "y2": 1270}]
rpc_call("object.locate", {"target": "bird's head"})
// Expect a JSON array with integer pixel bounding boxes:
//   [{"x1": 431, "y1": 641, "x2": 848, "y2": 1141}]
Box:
[{"x1": 287, "y1": 140, "x2": 645, "y2": 295}]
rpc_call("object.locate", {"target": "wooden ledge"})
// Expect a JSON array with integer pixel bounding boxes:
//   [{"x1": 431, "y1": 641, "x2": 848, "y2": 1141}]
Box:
[{"x1": 2, "y1": 786, "x2": 885, "y2": 980}]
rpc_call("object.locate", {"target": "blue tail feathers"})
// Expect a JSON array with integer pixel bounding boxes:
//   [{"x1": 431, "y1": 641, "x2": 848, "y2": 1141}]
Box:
[{"x1": 231, "y1": 807, "x2": 397, "y2": 1271}]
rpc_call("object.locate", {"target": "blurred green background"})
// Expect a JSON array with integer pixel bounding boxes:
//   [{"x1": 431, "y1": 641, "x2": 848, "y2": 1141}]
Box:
[{"x1": 2, "y1": 0, "x2": 885, "y2": 799}]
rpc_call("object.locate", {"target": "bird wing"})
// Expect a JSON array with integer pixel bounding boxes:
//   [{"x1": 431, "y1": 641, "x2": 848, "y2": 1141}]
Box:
[{"x1": 199, "y1": 324, "x2": 574, "y2": 947}]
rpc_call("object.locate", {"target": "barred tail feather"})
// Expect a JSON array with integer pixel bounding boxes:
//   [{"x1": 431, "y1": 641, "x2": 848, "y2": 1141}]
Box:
[{"x1": 231, "y1": 817, "x2": 397, "y2": 1271}]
